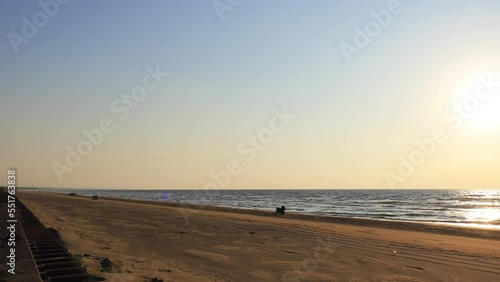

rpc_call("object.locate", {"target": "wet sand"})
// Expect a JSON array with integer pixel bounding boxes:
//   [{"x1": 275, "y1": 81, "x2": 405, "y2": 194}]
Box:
[{"x1": 19, "y1": 192, "x2": 500, "y2": 282}]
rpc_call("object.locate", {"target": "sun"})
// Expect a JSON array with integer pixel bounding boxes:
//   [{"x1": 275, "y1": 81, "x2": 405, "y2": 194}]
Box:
[
  {"x1": 466, "y1": 104, "x2": 500, "y2": 132},
  {"x1": 454, "y1": 73, "x2": 500, "y2": 133}
]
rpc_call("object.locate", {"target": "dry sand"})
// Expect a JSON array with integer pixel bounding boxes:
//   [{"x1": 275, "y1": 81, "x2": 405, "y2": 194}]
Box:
[{"x1": 19, "y1": 192, "x2": 500, "y2": 282}]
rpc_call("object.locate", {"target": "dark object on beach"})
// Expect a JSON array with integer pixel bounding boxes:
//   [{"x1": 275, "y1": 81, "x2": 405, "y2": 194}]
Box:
[
  {"x1": 92, "y1": 195, "x2": 99, "y2": 200},
  {"x1": 100, "y1": 258, "x2": 112, "y2": 270},
  {"x1": 150, "y1": 278, "x2": 164, "y2": 282},
  {"x1": 69, "y1": 192, "x2": 77, "y2": 196},
  {"x1": 275, "y1": 205, "x2": 286, "y2": 214}
]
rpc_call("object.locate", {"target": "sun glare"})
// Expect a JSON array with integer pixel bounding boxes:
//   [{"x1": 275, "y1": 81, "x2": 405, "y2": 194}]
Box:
[
  {"x1": 466, "y1": 106, "x2": 500, "y2": 132},
  {"x1": 454, "y1": 73, "x2": 500, "y2": 133},
  {"x1": 465, "y1": 208, "x2": 500, "y2": 223}
]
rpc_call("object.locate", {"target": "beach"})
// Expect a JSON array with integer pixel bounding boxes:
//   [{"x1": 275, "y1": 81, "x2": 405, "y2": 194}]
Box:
[{"x1": 19, "y1": 192, "x2": 500, "y2": 282}]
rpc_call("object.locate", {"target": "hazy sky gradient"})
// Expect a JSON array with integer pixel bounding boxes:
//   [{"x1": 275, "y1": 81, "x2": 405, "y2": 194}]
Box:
[{"x1": 1, "y1": 0, "x2": 500, "y2": 189}]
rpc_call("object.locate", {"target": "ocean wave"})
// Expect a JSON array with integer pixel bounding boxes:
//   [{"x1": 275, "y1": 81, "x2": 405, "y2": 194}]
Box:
[{"x1": 487, "y1": 220, "x2": 500, "y2": 225}]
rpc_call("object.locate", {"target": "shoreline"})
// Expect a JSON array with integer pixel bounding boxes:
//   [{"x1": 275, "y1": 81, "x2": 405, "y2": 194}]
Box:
[
  {"x1": 48, "y1": 191, "x2": 500, "y2": 240},
  {"x1": 36, "y1": 189, "x2": 500, "y2": 230}
]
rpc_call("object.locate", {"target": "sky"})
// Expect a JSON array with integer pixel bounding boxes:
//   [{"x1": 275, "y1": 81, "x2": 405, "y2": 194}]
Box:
[{"x1": 1, "y1": 0, "x2": 500, "y2": 189}]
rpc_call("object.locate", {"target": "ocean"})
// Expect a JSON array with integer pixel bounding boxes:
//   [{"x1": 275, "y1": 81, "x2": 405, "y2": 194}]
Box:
[{"x1": 39, "y1": 189, "x2": 500, "y2": 229}]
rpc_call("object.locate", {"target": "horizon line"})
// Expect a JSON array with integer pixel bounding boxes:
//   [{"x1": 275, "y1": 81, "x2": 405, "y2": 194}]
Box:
[{"x1": 10, "y1": 187, "x2": 500, "y2": 190}]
